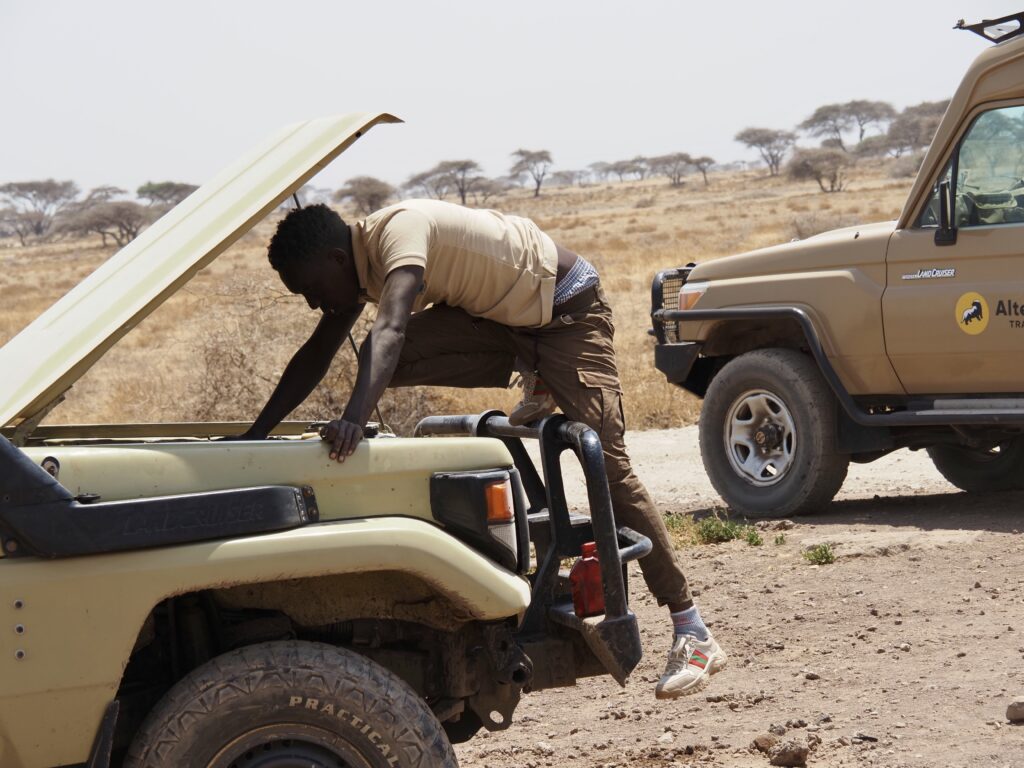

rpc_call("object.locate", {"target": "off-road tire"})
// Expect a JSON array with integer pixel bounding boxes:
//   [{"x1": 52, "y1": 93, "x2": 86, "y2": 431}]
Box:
[
  {"x1": 124, "y1": 640, "x2": 457, "y2": 768},
  {"x1": 699, "y1": 348, "x2": 849, "y2": 518},
  {"x1": 927, "y1": 438, "x2": 1024, "y2": 493}
]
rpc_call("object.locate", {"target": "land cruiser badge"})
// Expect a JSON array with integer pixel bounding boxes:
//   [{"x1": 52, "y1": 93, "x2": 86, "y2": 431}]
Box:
[{"x1": 902, "y1": 267, "x2": 956, "y2": 280}]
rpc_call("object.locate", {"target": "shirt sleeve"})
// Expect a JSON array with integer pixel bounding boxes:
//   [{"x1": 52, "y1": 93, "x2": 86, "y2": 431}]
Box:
[{"x1": 377, "y1": 209, "x2": 431, "y2": 275}]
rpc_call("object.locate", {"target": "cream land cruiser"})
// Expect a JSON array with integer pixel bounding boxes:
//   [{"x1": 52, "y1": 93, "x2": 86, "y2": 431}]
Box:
[
  {"x1": 0, "y1": 114, "x2": 651, "y2": 767},
  {"x1": 652, "y1": 13, "x2": 1024, "y2": 517}
]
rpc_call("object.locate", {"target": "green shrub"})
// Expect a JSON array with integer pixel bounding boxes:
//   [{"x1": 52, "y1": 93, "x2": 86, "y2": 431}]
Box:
[
  {"x1": 803, "y1": 543, "x2": 836, "y2": 565},
  {"x1": 696, "y1": 516, "x2": 744, "y2": 544},
  {"x1": 695, "y1": 515, "x2": 761, "y2": 547},
  {"x1": 774, "y1": 533, "x2": 787, "y2": 546}
]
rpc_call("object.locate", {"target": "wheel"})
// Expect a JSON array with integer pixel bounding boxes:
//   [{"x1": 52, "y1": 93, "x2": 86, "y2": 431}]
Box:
[
  {"x1": 124, "y1": 641, "x2": 457, "y2": 768},
  {"x1": 927, "y1": 438, "x2": 1024, "y2": 493},
  {"x1": 698, "y1": 348, "x2": 849, "y2": 518}
]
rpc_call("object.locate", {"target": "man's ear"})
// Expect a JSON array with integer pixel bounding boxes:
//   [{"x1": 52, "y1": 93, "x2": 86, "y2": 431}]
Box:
[{"x1": 330, "y1": 246, "x2": 350, "y2": 265}]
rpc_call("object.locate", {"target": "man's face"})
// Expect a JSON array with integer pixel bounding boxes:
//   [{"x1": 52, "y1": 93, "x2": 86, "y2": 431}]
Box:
[{"x1": 279, "y1": 248, "x2": 359, "y2": 315}]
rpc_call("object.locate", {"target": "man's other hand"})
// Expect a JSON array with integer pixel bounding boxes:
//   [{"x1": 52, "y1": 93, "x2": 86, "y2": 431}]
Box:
[{"x1": 321, "y1": 419, "x2": 363, "y2": 462}]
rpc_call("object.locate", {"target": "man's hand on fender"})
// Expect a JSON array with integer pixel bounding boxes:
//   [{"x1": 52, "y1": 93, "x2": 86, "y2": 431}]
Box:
[{"x1": 321, "y1": 419, "x2": 363, "y2": 462}]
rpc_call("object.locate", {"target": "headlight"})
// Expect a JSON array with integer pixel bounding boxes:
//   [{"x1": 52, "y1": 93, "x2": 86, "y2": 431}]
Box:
[{"x1": 430, "y1": 468, "x2": 530, "y2": 572}]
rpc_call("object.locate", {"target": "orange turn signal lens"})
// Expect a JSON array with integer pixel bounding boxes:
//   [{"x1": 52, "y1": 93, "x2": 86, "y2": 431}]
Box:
[
  {"x1": 679, "y1": 281, "x2": 708, "y2": 311},
  {"x1": 485, "y1": 480, "x2": 514, "y2": 523}
]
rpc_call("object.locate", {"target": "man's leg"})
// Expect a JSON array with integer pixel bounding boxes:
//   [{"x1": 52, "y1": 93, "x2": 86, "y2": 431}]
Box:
[
  {"x1": 390, "y1": 304, "x2": 517, "y2": 388},
  {"x1": 517, "y1": 286, "x2": 725, "y2": 697}
]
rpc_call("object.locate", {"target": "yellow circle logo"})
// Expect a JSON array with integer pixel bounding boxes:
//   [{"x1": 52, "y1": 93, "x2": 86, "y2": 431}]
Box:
[{"x1": 955, "y1": 292, "x2": 989, "y2": 335}]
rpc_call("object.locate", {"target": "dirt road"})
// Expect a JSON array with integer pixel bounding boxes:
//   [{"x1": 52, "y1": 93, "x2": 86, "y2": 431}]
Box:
[{"x1": 456, "y1": 426, "x2": 1024, "y2": 768}]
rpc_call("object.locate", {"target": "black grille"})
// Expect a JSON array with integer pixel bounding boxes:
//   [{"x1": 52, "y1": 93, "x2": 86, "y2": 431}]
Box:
[{"x1": 650, "y1": 266, "x2": 694, "y2": 344}]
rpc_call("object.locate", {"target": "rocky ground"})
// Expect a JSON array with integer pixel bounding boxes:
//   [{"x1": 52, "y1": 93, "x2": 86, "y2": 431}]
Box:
[{"x1": 455, "y1": 426, "x2": 1024, "y2": 768}]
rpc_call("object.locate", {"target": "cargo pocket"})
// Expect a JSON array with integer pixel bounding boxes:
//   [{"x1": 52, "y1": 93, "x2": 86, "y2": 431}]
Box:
[{"x1": 575, "y1": 369, "x2": 625, "y2": 440}]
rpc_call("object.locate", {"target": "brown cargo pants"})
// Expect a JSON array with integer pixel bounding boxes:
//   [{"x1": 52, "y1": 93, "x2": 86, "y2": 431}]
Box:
[{"x1": 389, "y1": 284, "x2": 694, "y2": 609}]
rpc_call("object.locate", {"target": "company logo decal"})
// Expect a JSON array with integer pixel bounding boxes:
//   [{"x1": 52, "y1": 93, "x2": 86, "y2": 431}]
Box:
[{"x1": 955, "y1": 292, "x2": 989, "y2": 335}]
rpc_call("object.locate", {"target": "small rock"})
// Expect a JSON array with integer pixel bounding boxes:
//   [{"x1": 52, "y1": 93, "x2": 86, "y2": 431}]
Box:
[
  {"x1": 898, "y1": 643, "x2": 911, "y2": 652},
  {"x1": 853, "y1": 732, "x2": 879, "y2": 742},
  {"x1": 767, "y1": 641, "x2": 786, "y2": 650},
  {"x1": 1007, "y1": 696, "x2": 1024, "y2": 722},
  {"x1": 753, "y1": 733, "x2": 778, "y2": 753},
  {"x1": 768, "y1": 723, "x2": 787, "y2": 736},
  {"x1": 768, "y1": 740, "x2": 809, "y2": 767},
  {"x1": 656, "y1": 732, "x2": 675, "y2": 745},
  {"x1": 533, "y1": 741, "x2": 554, "y2": 757},
  {"x1": 805, "y1": 671, "x2": 820, "y2": 680}
]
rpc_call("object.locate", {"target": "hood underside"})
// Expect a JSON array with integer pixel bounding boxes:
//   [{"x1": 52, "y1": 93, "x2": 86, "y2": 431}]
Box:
[{"x1": 0, "y1": 112, "x2": 400, "y2": 430}]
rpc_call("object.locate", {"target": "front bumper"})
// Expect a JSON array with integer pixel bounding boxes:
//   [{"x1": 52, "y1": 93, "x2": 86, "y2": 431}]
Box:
[{"x1": 654, "y1": 341, "x2": 702, "y2": 385}]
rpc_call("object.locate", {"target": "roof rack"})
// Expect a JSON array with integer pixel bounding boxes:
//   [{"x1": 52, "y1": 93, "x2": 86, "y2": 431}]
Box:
[{"x1": 955, "y1": 12, "x2": 1024, "y2": 44}]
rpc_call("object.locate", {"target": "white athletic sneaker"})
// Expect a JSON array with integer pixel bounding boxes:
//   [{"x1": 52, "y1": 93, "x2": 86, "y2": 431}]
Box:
[
  {"x1": 655, "y1": 633, "x2": 727, "y2": 699},
  {"x1": 508, "y1": 371, "x2": 557, "y2": 426}
]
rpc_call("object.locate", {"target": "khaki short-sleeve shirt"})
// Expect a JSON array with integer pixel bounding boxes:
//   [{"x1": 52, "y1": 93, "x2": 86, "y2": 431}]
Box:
[{"x1": 351, "y1": 199, "x2": 558, "y2": 327}]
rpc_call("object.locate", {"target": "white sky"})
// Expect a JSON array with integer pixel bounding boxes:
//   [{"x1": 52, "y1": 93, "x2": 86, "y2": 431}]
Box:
[{"x1": 1, "y1": 1, "x2": 1021, "y2": 194}]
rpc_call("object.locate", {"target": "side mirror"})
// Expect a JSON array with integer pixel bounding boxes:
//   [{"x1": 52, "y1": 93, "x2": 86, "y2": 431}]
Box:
[{"x1": 935, "y1": 179, "x2": 958, "y2": 246}]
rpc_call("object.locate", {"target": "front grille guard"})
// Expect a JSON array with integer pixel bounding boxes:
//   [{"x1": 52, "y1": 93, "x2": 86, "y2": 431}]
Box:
[
  {"x1": 649, "y1": 264, "x2": 695, "y2": 344},
  {"x1": 414, "y1": 411, "x2": 652, "y2": 683}
]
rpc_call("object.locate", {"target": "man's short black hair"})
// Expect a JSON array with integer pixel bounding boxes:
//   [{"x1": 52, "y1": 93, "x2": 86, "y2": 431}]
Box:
[{"x1": 267, "y1": 203, "x2": 348, "y2": 274}]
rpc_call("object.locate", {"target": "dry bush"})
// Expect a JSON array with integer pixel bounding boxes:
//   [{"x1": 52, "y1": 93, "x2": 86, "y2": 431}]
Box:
[
  {"x1": 789, "y1": 211, "x2": 862, "y2": 239},
  {"x1": 889, "y1": 152, "x2": 925, "y2": 179}
]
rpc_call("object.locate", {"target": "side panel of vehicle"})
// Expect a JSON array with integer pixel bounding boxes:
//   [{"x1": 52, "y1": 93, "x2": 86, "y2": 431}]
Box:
[
  {"x1": 19, "y1": 437, "x2": 515, "y2": 525},
  {"x1": 685, "y1": 226, "x2": 902, "y2": 395},
  {"x1": 0, "y1": 519, "x2": 530, "y2": 768}
]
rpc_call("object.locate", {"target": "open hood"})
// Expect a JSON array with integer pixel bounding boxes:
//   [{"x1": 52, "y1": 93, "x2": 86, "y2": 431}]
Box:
[{"x1": 0, "y1": 112, "x2": 400, "y2": 430}]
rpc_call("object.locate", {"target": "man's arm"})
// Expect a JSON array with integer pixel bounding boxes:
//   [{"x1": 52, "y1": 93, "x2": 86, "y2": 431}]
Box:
[
  {"x1": 239, "y1": 304, "x2": 363, "y2": 439},
  {"x1": 322, "y1": 265, "x2": 423, "y2": 461}
]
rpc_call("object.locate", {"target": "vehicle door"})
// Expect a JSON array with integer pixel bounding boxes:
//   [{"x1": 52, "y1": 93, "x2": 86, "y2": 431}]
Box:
[{"x1": 883, "y1": 102, "x2": 1024, "y2": 394}]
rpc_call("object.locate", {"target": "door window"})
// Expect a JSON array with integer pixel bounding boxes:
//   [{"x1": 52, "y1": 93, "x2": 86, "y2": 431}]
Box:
[{"x1": 917, "y1": 104, "x2": 1024, "y2": 228}]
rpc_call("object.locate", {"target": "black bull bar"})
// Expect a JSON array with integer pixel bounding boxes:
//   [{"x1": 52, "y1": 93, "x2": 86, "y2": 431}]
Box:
[{"x1": 414, "y1": 411, "x2": 652, "y2": 684}]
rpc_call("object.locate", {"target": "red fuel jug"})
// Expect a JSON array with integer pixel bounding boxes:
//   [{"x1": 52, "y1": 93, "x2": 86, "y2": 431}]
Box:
[{"x1": 570, "y1": 541, "x2": 605, "y2": 618}]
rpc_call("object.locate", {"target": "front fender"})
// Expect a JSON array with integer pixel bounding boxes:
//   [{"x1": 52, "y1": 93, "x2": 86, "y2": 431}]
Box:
[{"x1": 0, "y1": 517, "x2": 529, "y2": 768}]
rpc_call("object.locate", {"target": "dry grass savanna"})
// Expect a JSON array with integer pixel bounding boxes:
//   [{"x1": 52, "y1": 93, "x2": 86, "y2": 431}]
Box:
[{"x1": 0, "y1": 159, "x2": 914, "y2": 434}]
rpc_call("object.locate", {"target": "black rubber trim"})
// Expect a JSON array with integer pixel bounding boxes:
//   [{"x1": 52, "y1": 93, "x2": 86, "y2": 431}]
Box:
[
  {"x1": 85, "y1": 700, "x2": 118, "y2": 768},
  {"x1": 654, "y1": 306, "x2": 1024, "y2": 427}
]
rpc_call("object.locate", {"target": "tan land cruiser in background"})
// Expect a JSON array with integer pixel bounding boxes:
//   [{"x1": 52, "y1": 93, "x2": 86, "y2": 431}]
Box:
[
  {"x1": 652, "y1": 13, "x2": 1024, "y2": 518},
  {"x1": 0, "y1": 114, "x2": 651, "y2": 768}
]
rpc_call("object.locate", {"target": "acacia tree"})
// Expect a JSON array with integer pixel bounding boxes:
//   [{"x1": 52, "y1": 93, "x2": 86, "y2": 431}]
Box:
[
  {"x1": 510, "y1": 149, "x2": 553, "y2": 197},
  {"x1": 789, "y1": 148, "x2": 854, "y2": 193},
  {"x1": 136, "y1": 181, "x2": 198, "y2": 207},
  {"x1": 434, "y1": 160, "x2": 482, "y2": 205},
  {"x1": 469, "y1": 177, "x2": 512, "y2": 205},
  {"x1": 799, "y1": 104, "x2": 855, "y2": 151},
  {"x1": 60, "y1": 201, "x2": 153, "y2": 246},
  {"x1": 734, "y1": 128, "x2": 796, "y2": 176},
  {"x1": 691, "y1": 155, "x2": 715, "y2": 185},
  {"x1": 404, "y1": 168, "x2": 450, "y2": 199},
  {"x1": 334, "y1": 176, "x2": 396, "y2": 215},
  {"x1": 886, "y1": 100, "x2": 951, "y2": 156},
  {"x1": 843, "y1": 100, "x2": 897, "y2": 141},
  {"x1": 608, "y1": 159, "x2": 644, "y2": 182},
  {"x1": 0, "y1": 179, "x2": 80, "y2": 241},
  {"x1": 648, "y1": 153, "x2": 692, "y2": 186},
  {"x1": 550, "y1": 169, "x2": 588, "y2": 187},
  {"x1": 588, "y1": 161, "x2": 612, "y2": 182}
]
